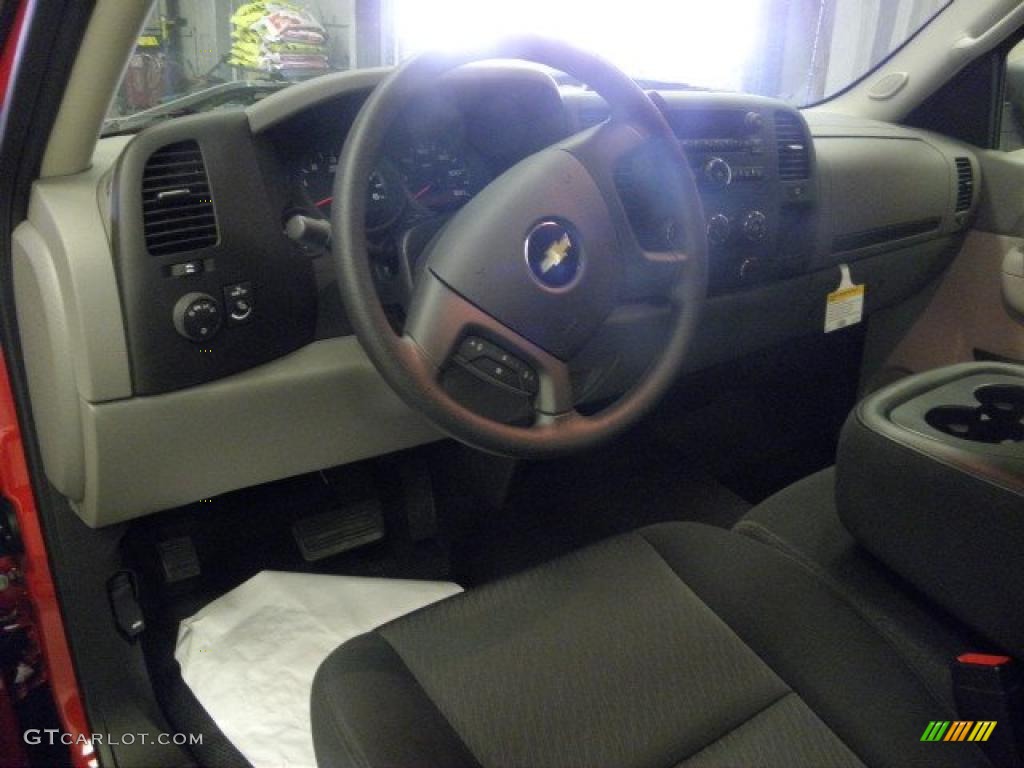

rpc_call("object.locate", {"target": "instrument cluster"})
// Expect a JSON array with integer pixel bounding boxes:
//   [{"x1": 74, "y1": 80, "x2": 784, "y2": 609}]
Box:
[{"x1": 294, "y1": 124, "x2": 491, "y2": 235}]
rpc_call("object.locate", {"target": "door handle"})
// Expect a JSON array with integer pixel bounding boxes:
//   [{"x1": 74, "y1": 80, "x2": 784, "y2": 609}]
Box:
[{"x1": 1003, "y1": 246, "x2": 1024, "y2": 320}]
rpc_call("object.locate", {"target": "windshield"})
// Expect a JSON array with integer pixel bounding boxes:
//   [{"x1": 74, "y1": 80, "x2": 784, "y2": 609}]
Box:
[{"x1": 106, "y1": 0, "x2": 952, "y2": 131}]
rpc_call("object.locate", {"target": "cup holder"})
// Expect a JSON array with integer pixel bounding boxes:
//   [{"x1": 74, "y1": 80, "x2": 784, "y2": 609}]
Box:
[
  {"x1": 925, "y1": 385, "x2": 1024, "y2": 444},
  {"x1": 976, "y1": 384, "x2": 1024, "y2": 421}
]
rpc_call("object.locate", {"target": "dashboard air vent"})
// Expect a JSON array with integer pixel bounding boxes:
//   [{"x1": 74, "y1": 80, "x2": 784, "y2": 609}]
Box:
[
  {"x1": 774, "y1": 112, "x2": 810, "y2": 181},
  {"x1": 954, "y1": 157, "x2": 973, "y2": 212},
  {"x1": 141, "y1": 140, "x2": 219, "y2": 256},
  {"x1": 613, "y1": 156, "x2": 679, "y2": 251}
]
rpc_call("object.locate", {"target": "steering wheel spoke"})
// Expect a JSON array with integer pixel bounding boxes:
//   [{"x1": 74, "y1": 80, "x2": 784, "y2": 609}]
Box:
[
  {"x1": 562, "y1": 118, "x2": 695, "y2": 270},
  {"x1": 561, "y1": 118, "x2": 651, "y2": 187},
  {"x1": 532, "y1": 355, "x2": 576, "y2": 418},
  {"x1": 404, "y1": 271, "x2": 577, "y2": 417}
]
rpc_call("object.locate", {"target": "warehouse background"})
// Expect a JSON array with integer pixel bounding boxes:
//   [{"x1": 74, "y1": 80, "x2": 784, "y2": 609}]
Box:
[{"x1": 110, "y1": 0, "x2": 949, "y2": 116}]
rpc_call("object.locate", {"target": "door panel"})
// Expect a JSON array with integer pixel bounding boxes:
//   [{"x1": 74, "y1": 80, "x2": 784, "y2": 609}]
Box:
[{"x1": 884, "y1": 230, "x2": 1024, "y2": 373}]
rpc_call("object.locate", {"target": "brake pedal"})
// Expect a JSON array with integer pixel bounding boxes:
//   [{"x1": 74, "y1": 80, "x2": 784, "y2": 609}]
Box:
[{"x1": 292, "y1": 499, "x2": 385, "y2": 562}]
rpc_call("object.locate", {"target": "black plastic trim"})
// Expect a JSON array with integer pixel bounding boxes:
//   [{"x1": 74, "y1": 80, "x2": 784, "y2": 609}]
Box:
[
  {"x1": 111, "y1": 111, "x2": 319, "y2": 394},
  {"x1": 832, "y1": 218, "x2": 941, "y2": 253}
]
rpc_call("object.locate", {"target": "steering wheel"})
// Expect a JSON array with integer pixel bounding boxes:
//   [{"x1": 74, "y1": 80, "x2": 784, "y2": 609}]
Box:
[{"x1": 332, "y1": 37, "x2": 707, "y2": 459}]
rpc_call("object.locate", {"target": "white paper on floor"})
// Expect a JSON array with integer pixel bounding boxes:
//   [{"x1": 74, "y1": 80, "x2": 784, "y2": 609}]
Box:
[{"x1": 175, "y1": 570, "x2": 462, "y2": 768}]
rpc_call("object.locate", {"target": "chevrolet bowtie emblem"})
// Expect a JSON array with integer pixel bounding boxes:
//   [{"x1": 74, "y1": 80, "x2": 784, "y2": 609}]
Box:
[
  {"x1": 525, "y1": 220, "x2": 582, "y2": 289},
  {"x1": 539, "y1": 233, "x2": 572, "y2": 274}
]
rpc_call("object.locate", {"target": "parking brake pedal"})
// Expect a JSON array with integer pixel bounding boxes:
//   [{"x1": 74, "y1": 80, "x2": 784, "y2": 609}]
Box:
[{"x1": 292, "y1": 499, "x2": 385, "y2": 562}]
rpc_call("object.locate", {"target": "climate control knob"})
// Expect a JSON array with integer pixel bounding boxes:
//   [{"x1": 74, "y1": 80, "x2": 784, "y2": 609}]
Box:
[
  {"x1": 741, "y1": 210, "x2": 769, "y2": 243},
  {"x1": 173, "y1": 292, "x2": 223, "y2": 343},
  {"x1": 702, "y1": 156, "x2": 732, "y2": 188},
  {"x1": 706, "y1": 214, "x2": 731, "y2": 247}
]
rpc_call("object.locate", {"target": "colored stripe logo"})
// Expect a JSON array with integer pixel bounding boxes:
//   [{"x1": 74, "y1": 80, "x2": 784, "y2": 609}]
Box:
[{"x1": 921, "y1": 721, "x2": 997, "y2": 742}]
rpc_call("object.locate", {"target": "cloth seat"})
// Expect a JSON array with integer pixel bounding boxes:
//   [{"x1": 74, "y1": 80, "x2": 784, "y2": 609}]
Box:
[
  {"x1": 311, "y1": 522, "x2": 991, "y2": 768},
  {"x1": 733, "y1": 467, "x2": 984, "y2": 712}
]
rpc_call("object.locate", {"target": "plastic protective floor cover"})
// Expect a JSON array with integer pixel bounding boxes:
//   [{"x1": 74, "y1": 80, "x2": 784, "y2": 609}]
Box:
[{"x1": 175, "y1": 571, "x2": 462, "y2": 767}]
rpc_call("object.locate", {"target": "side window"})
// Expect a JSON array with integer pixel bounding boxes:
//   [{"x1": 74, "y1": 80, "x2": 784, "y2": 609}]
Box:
[
  {"x1": 1001, "y1": 38, "x2": 1024, "y2": 151},
  {"x1": 908, "y1": 35, "x2": 1021, "y2": 150}
]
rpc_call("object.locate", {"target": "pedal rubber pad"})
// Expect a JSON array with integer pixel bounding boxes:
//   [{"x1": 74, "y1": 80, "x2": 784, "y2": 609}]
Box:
[
  {"x1": 292, "y1": 499, "x2": 385, "y2": 562},
  {"x1": 157, "y1": 536, "x2": 201, "y2": 584}
]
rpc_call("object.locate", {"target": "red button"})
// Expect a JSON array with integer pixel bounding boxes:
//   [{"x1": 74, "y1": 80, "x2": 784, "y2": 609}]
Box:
[{"x1": 957, "y1": 652, "x2": 1012, "y2": 667}]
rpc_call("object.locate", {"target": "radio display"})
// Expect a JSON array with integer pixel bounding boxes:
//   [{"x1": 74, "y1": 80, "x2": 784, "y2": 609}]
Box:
[{"x1": 667, "y1": 109, "x2": 749, "y2": 139}]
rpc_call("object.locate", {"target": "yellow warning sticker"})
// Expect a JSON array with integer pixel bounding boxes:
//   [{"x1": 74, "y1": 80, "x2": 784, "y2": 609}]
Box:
[{"x1": 825, "y1": 265, "x2": 865, "y2": 333}]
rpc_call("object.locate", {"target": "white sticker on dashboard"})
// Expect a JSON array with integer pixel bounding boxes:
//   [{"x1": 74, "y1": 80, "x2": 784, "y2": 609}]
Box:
[{"x1": 824, "y1": 264, "x2": 865, "y2": 333}]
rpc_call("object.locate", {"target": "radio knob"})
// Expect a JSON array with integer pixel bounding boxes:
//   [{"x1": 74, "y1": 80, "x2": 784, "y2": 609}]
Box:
[
  {"x1": 702, "y1": 156, "x2": 732, "y2": 188},
  {"x1": 173, "y1": 292, "x2": 223, "y2": 343},
  {"x1": 744, "y1": 111, "x2": 764, "y2": 132},
  {"x1": 742, "y1": 210, "x2": 768, "y2": 242},
  {"x1": 740, "y1": 257, "x2": 764, "y2": 279},
  {"x1": 706, "y1": 214, "x2": 731, "y2": 247}
]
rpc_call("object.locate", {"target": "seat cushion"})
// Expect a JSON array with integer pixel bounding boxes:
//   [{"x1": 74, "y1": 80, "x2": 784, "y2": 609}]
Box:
[
  {"x1": 734, "y1": 467, "x2": 981, "y2": 711},
  {"x1": 312, "y1": 523, "x2": 990, "y2": 768}
]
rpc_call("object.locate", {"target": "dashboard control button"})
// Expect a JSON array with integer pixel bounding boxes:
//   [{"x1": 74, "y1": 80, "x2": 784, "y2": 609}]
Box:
[
  {"x1": 702, "y1": 157, "x2": 732, "y2": 188},
  {"x1": 744, "y1": 111, "x2": 764, "y2": 132},
  {"x1": 230, "y1": 299, "x2": 253, "y2": 322},
  {"x1": 706, "y1": 214, "x2": 731, "y2": 248},
  {"x1": 740, "y1": 258, "x2": 764, "y2": 279},
  {"x1": 742, "y1": 210, "x2": 769, "y2": 242},
  {"x1": 733, "y1": 166, "x2": 765, "y2": 181},
  {"x1": 224, "y1": 282, "x2": 255, "y2": 325},
  {"x1": 785, "y1": 183, "x2": 809, "y2": 201},
  {"x1": 169, "y1": 260, "x2": 204, "y2": 278},
  {"x1": 173, "y1": 293, "x2": 223, "y2": 343}
]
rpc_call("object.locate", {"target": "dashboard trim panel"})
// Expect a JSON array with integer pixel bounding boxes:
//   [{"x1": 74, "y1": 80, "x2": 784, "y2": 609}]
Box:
[{"x1": 10, "y1": 65, "x2": 982, "y2": 526}]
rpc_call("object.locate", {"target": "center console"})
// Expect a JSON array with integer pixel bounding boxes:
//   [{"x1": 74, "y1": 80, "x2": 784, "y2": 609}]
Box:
[
  {"x1": 667, "y1": 102, "x2": 816, "y2": 292},
  {"x1": 836, "y1": 363, "x2": 1024, "y2": 657},
  {"x1": 570, "y1": 91, "x2": 818, "y2": 295}
]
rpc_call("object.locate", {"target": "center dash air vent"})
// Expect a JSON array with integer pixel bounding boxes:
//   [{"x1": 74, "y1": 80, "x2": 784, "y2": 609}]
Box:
[
  {"x1": 613, "y1": 156, "x2": 679, "y2": 252},
  {"x1": 141, "y1": 141, "x2": 219, "y2": 256},
  {"x1": 774, "y1": 112, "x2": 810, "y2": 181},
  {"x1": 954, "y1": 157, "x2": 974, "y2": 212}
]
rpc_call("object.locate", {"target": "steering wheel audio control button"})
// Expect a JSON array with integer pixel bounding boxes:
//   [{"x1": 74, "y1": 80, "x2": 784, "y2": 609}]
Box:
[
  {"x1": 471, "y1": 358, "x2": 524, "y2": 389},
  {"x1": 455, "y1": 336, "x2": 539, "y2": 395},
  {"x1": 173, "y1": 292, "x2": 223, "y2": 343},
  {"x1": 457, "y1": 337, "x2": 488, "y2": 361}
]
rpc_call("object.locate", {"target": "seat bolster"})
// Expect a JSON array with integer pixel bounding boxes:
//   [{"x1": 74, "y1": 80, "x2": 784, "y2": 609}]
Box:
[
  {"x1": 311, "y1": 633, "x2": 482, "y2": 768},
  {"x1": 640, "y1": 523, "x2": 991, "y2": 768}
]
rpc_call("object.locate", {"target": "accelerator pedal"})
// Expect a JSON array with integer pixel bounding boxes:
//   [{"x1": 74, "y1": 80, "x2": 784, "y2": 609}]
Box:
[{"x1": 292, "y1": 498, "x2": 385, "y2": 562}]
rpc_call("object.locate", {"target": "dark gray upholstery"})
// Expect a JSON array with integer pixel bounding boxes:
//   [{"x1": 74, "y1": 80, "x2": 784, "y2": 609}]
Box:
[
  {"x1": 312, "y1": 522, "x2": 991, "y2": 768},
  {"x1": 734, "y1": 467, "x2": 980, "y2": 711},
  {"x1": 310, "y1": 633, "x2": 481, "y2": 768},
  {"x1": 676, "y1": 693, "x2": 863, "y2": 768},
  {"x1": 837, "y1": 390, "x2": 1024, "y2": 659}
]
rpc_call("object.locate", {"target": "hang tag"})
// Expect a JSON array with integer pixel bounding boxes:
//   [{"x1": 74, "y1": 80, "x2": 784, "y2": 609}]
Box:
[{"x1": 824, "y1": 264, "x2": 865, "y2": 333}]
